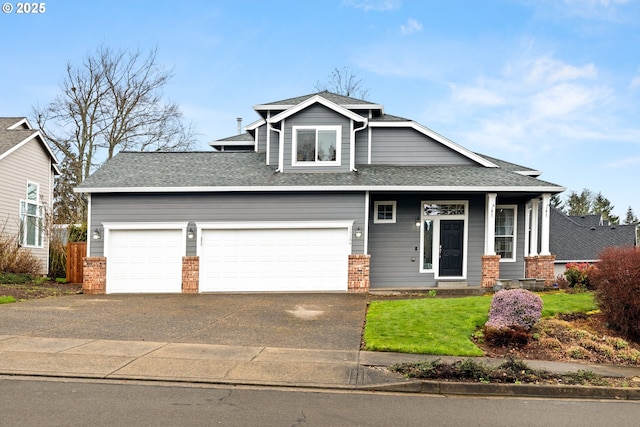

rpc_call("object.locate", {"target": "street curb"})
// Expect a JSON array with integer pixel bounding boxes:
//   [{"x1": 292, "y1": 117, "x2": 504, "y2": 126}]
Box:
[
  {"x1": 3, "y1": 370, "x2": 640, "y2": 399},
  {"x1": 366, "y1": 380, "x2": 640, "y2": 400}
]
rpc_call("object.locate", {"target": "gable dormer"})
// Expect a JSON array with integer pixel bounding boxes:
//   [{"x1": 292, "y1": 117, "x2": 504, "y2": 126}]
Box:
[{"x1": 255, "y1": 93, "x2": 370, "y2": 173}]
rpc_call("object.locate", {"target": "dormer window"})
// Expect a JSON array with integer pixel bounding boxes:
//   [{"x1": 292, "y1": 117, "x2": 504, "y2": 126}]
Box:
[{"x1": 292, "y1": 126, "x2": 341, "y2": 166}]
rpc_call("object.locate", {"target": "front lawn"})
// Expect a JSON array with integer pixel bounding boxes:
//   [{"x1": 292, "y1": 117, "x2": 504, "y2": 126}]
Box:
[{"x1": 363, "y1": 292, "x2": 597, "y2": 356}]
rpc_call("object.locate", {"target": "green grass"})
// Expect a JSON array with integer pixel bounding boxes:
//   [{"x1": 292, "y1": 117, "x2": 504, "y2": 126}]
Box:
[
  {"x1": 0, "y1": 296, "x2": 16, "y2": 304},
  {"x1": 363, "y1": 291, "x2": 596, "y2": 356}
]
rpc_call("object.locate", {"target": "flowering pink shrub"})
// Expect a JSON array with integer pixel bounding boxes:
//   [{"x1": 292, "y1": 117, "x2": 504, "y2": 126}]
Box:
[{"x1": 485, "y1": 289, "x2": 543, "y2": 331}]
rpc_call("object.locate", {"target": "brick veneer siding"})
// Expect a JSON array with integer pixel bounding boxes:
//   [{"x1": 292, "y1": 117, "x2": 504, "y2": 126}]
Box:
[
  {"x1": 525, "y1": 255, "x2": 556, "y2": 286},
  {"x1": 182, "y1": 256, "x2": 199, "y2": 293},
  {"x1": 348, "y1": 254, "x2": 370, "y2": 293},
  {"x1": 481, "y1": 255, "x2": 501, "y2": 288},
  {"x1": 524, "y1": 256, "x2": 539, "y2": 279},
  {"x1": 83, "y1": 257, "x2": 106, "y2": 295}
]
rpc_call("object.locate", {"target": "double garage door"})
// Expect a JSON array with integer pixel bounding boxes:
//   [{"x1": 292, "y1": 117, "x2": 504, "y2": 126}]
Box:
[{"x1": 105, "y1": 224, "x2": 350, "y2": 293}]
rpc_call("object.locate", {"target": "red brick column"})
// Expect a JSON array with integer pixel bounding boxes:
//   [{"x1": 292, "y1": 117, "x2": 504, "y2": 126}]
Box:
[
  {"x1": 481, "y1": 255, "x2": 501, "y2": 288},
  {"x1": 348, "y1": 254, "x2": 370, "y2": 293},
  {"x1": 537, "y1": 255, "x2": 556, "y2": 286},
  {"x1": 525, "y1": 256, "x2": 539, "y2": 278},
  {"x1": 83, "y1": 257, "x2": 106, "y2": 295},
  {"x1": 182, "y1": 256, "x2": 199, "y2": 293}
]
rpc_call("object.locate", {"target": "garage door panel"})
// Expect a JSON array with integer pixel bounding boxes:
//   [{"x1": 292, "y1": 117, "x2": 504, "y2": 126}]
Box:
[
  {"x1": 107, "y1": 229, "x2": 184, "y2": 294},
  {"x1": 200, "y1": 227, "x2": 349, "y2": 292}
]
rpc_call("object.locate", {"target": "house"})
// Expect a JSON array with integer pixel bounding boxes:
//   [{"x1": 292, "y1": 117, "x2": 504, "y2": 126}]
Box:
[
  {"x1": 75, "y1": 91, "x2": 565, "y2": 294},
  {"x1": 550, "y1": 207, "x2": 638, "y2": 276},
  {"x1": 0, "y1": 117, "x2": 60, "y2": 274}
]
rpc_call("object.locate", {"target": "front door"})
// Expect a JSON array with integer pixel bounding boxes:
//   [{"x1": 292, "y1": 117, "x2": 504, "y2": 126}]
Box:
[{"x1": 439, "y1": 220, "x2": 464, "y2": 277}]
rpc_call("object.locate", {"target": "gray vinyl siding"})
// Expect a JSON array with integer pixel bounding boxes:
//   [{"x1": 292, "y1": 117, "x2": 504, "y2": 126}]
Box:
[
  {"x1": 255, "y1": 125, "x2": 267, "y2": 154},
  {"x1": 89, "y1": 192, "x2": 366, "y2": 257},
  {"x1": 282, "y1": 104, "x2": 351, "y2": 173},
  {"x1": 0, "y1": 141, "x2": 53, "y2": 274},
  {"x1": 370, "y1": 128, "x2": 477, "y2": 166},
  {"x1": 354, "y1": 128, "x2": 369, "y2": 165},
  {"x1": 495, "y1": 197, "x2": 529, "y2": 280},
  {"x1": 267, "y1": 126, "x2": 279, "y2": 166},
  {"x1": 368, "y1": 194, "x2": 489, "y2": 288}
]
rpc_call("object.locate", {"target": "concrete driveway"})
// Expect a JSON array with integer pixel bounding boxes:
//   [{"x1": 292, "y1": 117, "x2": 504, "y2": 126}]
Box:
[{"x1": 0, "y1": 293, "x2": 368, "y2": 351}]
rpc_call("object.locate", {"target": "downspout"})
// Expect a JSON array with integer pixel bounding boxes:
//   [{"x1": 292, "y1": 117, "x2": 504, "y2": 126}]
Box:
[
  {"x1": 268, "y1": 121, "x2": 283, "y2": 172},
  {"x1": 351, "y1": 119, "x2": 368, "y2": 172}
]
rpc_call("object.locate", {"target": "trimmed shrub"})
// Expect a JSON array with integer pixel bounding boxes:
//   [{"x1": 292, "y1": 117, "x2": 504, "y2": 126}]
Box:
[
  {"x1": 564, "y1": 262, "x2": 597, "y2": 291},
  {"x1": 591, "y1": 246, "x2": 640, "y2": 342},
  {"x1": 484, "y1": 289, "x2": 543, "y2": 346}
]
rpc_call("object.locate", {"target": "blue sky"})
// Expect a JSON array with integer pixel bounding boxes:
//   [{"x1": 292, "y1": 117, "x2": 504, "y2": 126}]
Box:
[{"x1": 1, "y1": 0, "x2": 639, "y2": 218}]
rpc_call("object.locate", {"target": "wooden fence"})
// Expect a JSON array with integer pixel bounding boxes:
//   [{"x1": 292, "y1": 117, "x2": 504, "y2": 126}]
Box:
[{"x1": 66, "y1": 242, "x2": 87, "y2": 284}]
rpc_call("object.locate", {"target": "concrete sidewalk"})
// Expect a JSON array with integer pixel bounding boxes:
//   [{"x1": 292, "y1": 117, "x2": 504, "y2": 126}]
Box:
[{"x1": 2, "y1": 335, "x2": 640, "y2": 399}]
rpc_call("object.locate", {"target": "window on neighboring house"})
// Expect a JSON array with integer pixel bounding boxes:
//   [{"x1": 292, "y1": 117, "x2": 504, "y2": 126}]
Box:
[
  {"x1": 293, "y1": 126, "x2": 340, "y2": 165},
  {"x1": 374, "y1": 201, "x2": 396, "y2": 224},
  {"x1": 20, "y1": 182, "x2": 44, "y2": 247},
  {"x1": 495, "y1": 206, "x2": 516, "y2": 261}
]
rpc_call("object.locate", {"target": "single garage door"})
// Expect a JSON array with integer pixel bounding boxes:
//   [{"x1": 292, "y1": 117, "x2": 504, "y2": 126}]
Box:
[
  {"x1": 199, "y1": 227, "x2": 350, "y2": 292},
  {"x1": 106, "y1": 229, "x2": 184, "y2": 293}
]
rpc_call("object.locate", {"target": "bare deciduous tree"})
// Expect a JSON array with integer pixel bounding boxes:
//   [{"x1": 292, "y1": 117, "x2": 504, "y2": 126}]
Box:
[
  {"x1": 314, "y1": 66, "x2": 370, "y2": 100},
  {"x1": 34, "y1": 46, "x2": 196, "y2": 223}
]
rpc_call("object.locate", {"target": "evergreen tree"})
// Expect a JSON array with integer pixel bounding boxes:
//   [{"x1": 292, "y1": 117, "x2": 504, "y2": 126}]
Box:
[
  {"x1": 566, "y1": 189, "x2": 592, "y2": 216},
  {"x1": 550, "y1": 194, "x2": 564, "y2": 212},
  {"x1": 624, "y1": 206, "x2": 639, "y2": 225},
  {"x1": 593, "y1": 192, "x2": 619, "y2": 225}
]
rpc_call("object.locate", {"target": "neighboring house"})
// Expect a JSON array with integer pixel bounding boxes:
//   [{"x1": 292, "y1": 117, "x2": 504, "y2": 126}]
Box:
[
  {"x1": 0, "y1": 117, "x2": 60, "y2": 274},
  {"x1": 550, "y1": 207, "x2": 638, "y2": 276},
  {"x1": 76, "y1": 91, "x2": 565, "y2": 294}
]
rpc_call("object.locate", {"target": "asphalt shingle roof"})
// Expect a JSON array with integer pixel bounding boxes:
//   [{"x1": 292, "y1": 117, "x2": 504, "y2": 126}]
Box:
[
  {"x1": 550, "y1": 207, "x2": 637, "y2": 261},
  {"x1": 0, "y1": 117, "x2": 36, "y2": 156},
  {"x1": 77, "y1": 151, "x2": 563, "y2": 191},
  {"x1": 260, "y1": 91, "x2": 377, "y2": 107}
]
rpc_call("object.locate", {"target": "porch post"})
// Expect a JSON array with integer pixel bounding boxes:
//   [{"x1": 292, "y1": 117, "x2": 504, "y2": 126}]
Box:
[
  {"x1": 529, "y1": 198, "x2": 540, "y2": 256},
  {"x1": 484, "y1": 193, "x2": 497, "y2": 255},
  {"x1": 540, "y1": 193, "x2": 551, "y2": 256}
]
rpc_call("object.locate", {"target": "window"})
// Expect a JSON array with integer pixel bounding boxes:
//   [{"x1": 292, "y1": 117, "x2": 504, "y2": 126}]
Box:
[
  {"x1": 495, "y1": 206, "x2": 516, "y2": 261},
  {"x1": 20, "y1": 182, "x2": 44, "y2": 247},
  {"x1": 374, "y1": 201, "x2": 396, "y2": 224},
  {"x1": 293, "y1": 126, "x2": 340, "y2": 165}
]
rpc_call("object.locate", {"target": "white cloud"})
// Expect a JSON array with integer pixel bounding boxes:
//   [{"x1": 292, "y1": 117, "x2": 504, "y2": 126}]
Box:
[
  {"x1": 400, "y1": 18, "x2": 423, "y2": 35},
  {"x1": 343, "y1": 0, "x2": 401, "y2": 12},
  {"x1": 526, "y1": 57, "x2": 597, "y2": 84},
  {"x1": 630, "y1": 75, "x2": 640, "y2": 90}
]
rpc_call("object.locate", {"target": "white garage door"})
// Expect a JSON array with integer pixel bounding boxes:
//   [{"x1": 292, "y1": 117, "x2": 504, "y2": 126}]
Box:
[
  {"x1": 199, "y1": 227, "x2": 350, "y2": 292},
  {"x1": 106, "y1": 229, "x2": 184, "y2": 293}
]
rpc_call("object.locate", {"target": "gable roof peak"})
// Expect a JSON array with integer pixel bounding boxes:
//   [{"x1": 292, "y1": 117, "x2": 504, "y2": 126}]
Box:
[{"x1": 254, "y1": 91, "x2": 382, "y2": 112}]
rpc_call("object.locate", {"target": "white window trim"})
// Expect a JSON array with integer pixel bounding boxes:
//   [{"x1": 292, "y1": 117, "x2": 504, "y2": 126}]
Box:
[
  {"x1": 292, "y1": 125, "x2": 341, "y2": 166},
  {"x1": 20, "y1": 182, "x2": 44, "y2": 248},
  {"x1": 373, "y1": 201, "x2": 397, "y2": 224},
  {"x1": 496, "y1": 205, "x2": 517, "y2": 262},
  {"x1": 419, "y1": 200, "x2": 469, "y2": 280}
]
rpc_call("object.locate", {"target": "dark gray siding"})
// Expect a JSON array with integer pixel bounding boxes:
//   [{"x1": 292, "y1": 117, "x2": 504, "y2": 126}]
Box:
[
  {"x1": 370, "y1": 128, "x2": 477, "y2": 166},
  {"x1": 282, "y1": 104, "x2": 351, "y2": 173},
  {"x1": 90, "y1": 192, "x2": 366, "y2": 256},
  {"x1": 368, "y1": 194, "x2": 491, "y2": 288}
]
